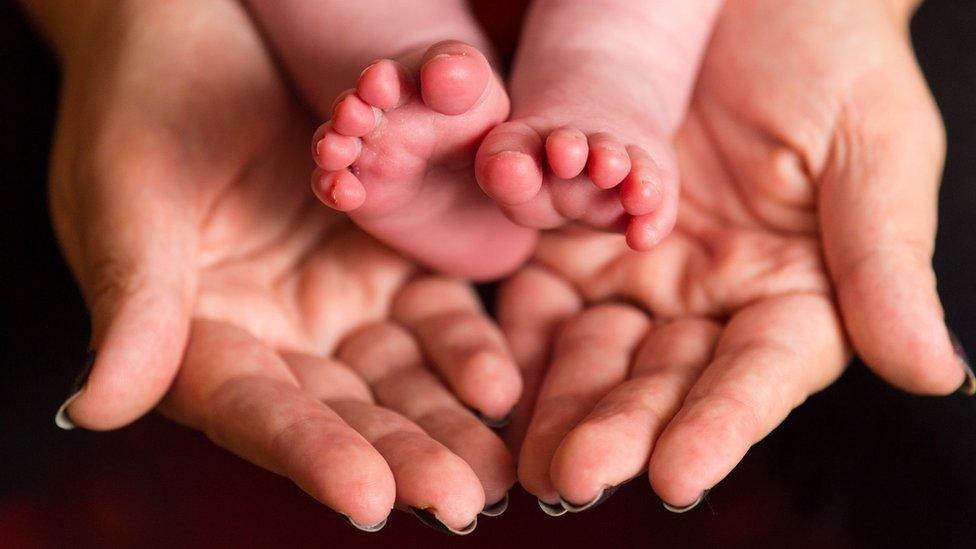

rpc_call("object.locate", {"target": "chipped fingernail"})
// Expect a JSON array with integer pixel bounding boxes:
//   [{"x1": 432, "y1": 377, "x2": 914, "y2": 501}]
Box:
[
  {"x1": 54, "y1": 350, "x2": 96, "y2": 430},
  {"x1": 409, "y1": 507, "x2": 476, "y2": 535}
]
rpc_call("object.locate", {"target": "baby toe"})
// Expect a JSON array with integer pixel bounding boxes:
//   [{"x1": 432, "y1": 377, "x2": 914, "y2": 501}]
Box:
[
  {"x1": 475, "y1": 121, "x2": 545, "y2": 206},
  {"x1": 357, "y1": 59, "x2": 411, "y2": 110},
  {"x1": 419, "y1": 40, "x2": 492, "y2": 116},
  {"x1": 619, "y1": 145, "x2": 665, "y2": 216},
  {"x1": 587, "y1": 133, "x2": 631, "y2": 189},
  {"x1": 545, "y1": 126, "x2": 589, "y2": 180},
  {"x1": 314, "y1": 127, "x2": 362, "y2": 171},
  {"x1": 311, "y1": 168, "x2": 367, "y2": 212},
  {"x1": 333, "y1": 92, "x2": 380, "y2": 137}
]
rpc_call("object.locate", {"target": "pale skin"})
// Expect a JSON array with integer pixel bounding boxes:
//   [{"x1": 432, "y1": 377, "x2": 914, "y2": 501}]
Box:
[
  {"x1": 499, "y1": 0, "x2": 968, "y2": 511},
  {"x1": 22, "y1": 0, "x2": 967, "y2": 533}
]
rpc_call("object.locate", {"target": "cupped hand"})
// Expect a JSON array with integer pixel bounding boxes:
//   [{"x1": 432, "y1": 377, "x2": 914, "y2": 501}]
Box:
[
  {"x1": 499, "y1": 0, "x2": 969, "y2": 513},
  {"x1": 42, "y1": 0, "x2": 518, "y2": 530}
]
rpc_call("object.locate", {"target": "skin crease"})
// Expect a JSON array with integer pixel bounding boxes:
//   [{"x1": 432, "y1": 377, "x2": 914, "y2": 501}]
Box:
[
  {"x1": 30, "y1": 0, "x2": 520, "y2": 531},
  {"x1": 500, "y1": 0, "x2": 961, "y2": 510},
  {"x1": 23, "y1": 0, "x2": 959, "y2": 530}
]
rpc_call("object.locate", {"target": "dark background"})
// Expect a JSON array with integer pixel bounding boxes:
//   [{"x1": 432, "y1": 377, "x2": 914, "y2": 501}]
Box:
[{"x1": 1, "y1": 1, "x2": 974, "y2": 547}]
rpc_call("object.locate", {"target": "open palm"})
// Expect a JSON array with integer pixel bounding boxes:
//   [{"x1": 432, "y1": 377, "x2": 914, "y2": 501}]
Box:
[
  {"x1": 50, "y1": 0, "x2": 519, "y2": 532},
  {"x1": 501, "y1": 0, "x2": 966, "y2": 513}
]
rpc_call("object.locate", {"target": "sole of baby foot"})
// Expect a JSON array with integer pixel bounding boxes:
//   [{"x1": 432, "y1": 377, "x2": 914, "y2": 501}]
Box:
[{"x1": 311, "y1": 40, "x2": 536, "y2": 280}]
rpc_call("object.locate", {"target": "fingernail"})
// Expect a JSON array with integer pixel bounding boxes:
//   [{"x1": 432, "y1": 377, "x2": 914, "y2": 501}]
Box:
[
  {"x1": 54, "y1": 350, "x2": 96, "y2": 430},
  {"x1": 662, "y1": 490, "x2": 708, "y2": 514},
  {"x1": 481, "y1": 493, "x2": 509, "y2": 517},
  {"x1": 409, "y1": 507, "x2": 476, "y2": 535},
  {"x1": 344, "y1": 515, "x2": 387, "y2": 533},
  {"x1": 537, "y1": 499, "x2": 567, "y2": 517},
  {"x1": 950, "y1": 330, "x2": 975, "y2": 396},
  {"x1": 476, "y1": 409, "x2": 513, "y2": 429},
  {"x1": 560, "y1": 484, "x2": 620, "y2": 513}
]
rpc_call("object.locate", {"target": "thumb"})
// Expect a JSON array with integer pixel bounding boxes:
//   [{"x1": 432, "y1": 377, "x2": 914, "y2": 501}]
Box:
[
  {"x1": 820, "y1": 57, "x2": 970, "y2": 395},
  {"x1": 52, "y1": 144, "x2": 197, "y2": 430}
]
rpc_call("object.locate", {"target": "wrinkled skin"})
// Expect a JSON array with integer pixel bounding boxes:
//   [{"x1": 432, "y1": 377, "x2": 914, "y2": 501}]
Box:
[
  {"x1": 46, "y1": 0, "x2": 520, "y2": 531},
  {"x1": 499, "y1": 0, "x2": 961, "y2": 510}
]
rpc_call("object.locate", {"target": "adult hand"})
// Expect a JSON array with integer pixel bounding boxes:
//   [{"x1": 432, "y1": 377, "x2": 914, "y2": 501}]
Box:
[
  {"x1": 499, "y1": 0, "x2": 970, "y2": 513},
  {"x1": 32, "y1": 0, "x2": 518, "y2": 530}
]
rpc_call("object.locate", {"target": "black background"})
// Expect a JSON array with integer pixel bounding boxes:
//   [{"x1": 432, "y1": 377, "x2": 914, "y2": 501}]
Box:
[{"x1": 1, "y1": 1, "x2": 974, "y2": 547}]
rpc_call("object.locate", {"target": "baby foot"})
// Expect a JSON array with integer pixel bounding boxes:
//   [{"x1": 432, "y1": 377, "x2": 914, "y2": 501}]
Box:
[
  {"x1": 475, "y1": 119, "x2": 676, "y2": 250},
  {"x1": 473, "y1": 1, "x2": 719, "y2": 251},
  {"x1": 311, "y1": 41, "x2": 536, "y2": 280}
]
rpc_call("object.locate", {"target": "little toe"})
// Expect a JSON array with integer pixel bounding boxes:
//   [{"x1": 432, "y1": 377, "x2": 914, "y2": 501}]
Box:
[
  {"x1": 357, "y1": 59, "x2": 411, "y2": 110},
  {"x1": 545, "y1": 126, "x2": 589, "y2": 180},
  {"x1": 313, "y1": 128, "x2": 361, "y2": 171},
  {"x1": 332, "y1": 92, "x2": 380, "y2": 137},
  {"x1": 311, "y1": 168, "x2": 367, "y2": 212},
  {"x1": 475, "y1": 121, "x2": 545, "y2": 206},
  {"x1": 626, "y1": 209, "x2": 675, "y2": 251},
  {"x1": 619, "y1": 146, "x2": 664, "y2": 216},
  {"x1": 419, "y1": 40, "x2": 492, "y2": 116},
  {"x1": 587, "y1": 133, "x2": 632, "y2": 189}
]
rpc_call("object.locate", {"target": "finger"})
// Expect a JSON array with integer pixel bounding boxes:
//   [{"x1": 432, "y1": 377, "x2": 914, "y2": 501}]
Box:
[
  {"x1": 648, "y1": 294, "x2": 847, "y2": 509},
  {"x1": 549, "y1": 318, "x2": 721, "y2": 508},
  {"x1": 159, "y1": 320, "x2": 395, "y2": 528},
  {"x1": 338, "y1": 322, "x2": 515, "y2": 510},
  {"x1": 820, "y1": 58, "x2": 966, "y2": 395},
  {"x1": 496, "y1": 266, "x2": 582, "y2": 450},
  {"x1": 393, "y1": 277, "x2": 522, "y2": 422},
  {"x1": 518, "y1": 304, "x2": 650, "y2": 508},
  {"x1": 52, "y1": 149, "x2": 195, "y2": 430},
  {"x1": 327, "y1": 399, "x2": 485, "y2": 534},
  {"x1": 280, "y1": 352, "x2": 373, "y2": 404}
]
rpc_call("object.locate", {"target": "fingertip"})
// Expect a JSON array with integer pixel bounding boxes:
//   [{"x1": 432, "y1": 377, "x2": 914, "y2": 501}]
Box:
[{"x1": 459, "y1": 350, "x2": 523, "y2": 420}]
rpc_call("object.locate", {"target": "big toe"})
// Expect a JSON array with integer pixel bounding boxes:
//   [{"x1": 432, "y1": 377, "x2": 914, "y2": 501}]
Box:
[
  {"x1": 475, "y1": 121, "x2": 545, "y2": 206},
  {"x1": 419, "y1": 40, "x2": 492, "y2": 115}
]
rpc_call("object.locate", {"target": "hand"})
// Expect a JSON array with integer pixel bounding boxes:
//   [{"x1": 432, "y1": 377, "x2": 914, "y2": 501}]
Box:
[
  {"x1": 498, "y1": 0, "x2": 969, "y2": 512},
  {"x1": 38, "y1": 0, "x2": 518, "y2": 530}
]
